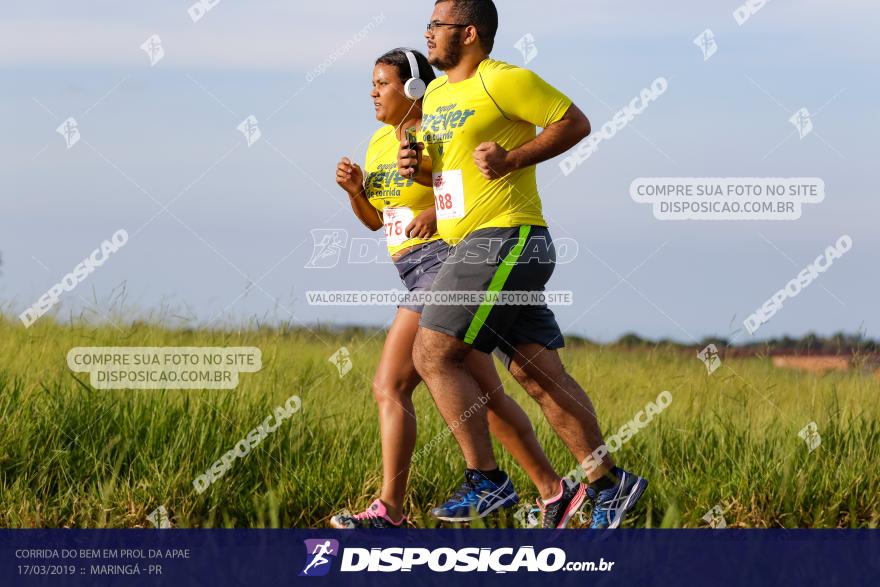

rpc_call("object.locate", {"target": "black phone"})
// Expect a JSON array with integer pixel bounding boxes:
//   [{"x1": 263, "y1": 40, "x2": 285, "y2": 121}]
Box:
[{"x1": 404, "y1": 126, "x2": 418, "y2": 151}]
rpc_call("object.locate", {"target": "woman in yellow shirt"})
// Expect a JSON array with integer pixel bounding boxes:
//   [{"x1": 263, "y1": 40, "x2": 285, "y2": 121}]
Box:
[{"x1": 332, "y1": 48, "x2": 560, "y2": 528}]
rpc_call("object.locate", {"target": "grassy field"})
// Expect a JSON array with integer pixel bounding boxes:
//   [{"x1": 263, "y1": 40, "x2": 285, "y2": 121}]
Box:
[{"x1": 0, "y1": 318, "x2": 877, "y2": 529}]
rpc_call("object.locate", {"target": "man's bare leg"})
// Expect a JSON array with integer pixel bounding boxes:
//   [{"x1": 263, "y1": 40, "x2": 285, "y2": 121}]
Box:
[
  {"x1": 467, "y1": 351, "x2": 561, "y2": 501},
  {"x1": 507, "y1": 342, "x2": 614, "y2": 482},
  {"x1": 412, "y1": 327, "x2": 497, "y2": 470}
]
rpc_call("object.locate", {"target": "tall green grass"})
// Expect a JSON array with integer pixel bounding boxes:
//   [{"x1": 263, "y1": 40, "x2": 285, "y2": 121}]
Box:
[{"x1": 0, "y1": 318, "x2": 877, "y2": 528}]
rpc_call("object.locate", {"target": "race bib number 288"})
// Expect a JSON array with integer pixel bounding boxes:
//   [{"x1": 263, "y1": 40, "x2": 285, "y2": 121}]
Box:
[{"x1": 432, "y1": 170, "x2": 466, "y2": 220}]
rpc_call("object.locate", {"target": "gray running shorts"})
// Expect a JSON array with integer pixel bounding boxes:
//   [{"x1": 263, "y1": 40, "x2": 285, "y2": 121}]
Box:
[
  {"x1": 419, "y1": 225, "x2": 565, "y2": 357},
  {"x1": 393, "y1": 239, "x2": 449, "y2": 313}
]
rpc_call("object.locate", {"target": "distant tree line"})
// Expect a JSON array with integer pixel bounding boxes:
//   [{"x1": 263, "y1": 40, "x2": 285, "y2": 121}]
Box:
[{"x1": 601, "y1": 331, "x2": 879, "y2": 355}]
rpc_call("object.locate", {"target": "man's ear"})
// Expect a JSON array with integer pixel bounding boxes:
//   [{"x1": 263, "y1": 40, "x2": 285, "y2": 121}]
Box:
[{"x1": 464, "y1": 25, "x2": 479, "y2": 47}]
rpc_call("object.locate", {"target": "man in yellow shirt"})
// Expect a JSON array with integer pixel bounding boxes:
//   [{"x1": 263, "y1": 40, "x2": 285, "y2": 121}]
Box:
[
  {"x1": 332, "y1": 48, "x2": 567, "y2": 530},
  {"x1": 399, "y1": 0, "x2": 648, "y2": 529}
]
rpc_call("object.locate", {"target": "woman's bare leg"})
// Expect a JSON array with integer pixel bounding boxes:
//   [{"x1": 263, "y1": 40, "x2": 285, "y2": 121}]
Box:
[
  {"x1": 374, "y1": 311, "x2": 562, "y2": 515},
  {"x1": 372, "y1": 308, "x2": 422, "y2": 520}
]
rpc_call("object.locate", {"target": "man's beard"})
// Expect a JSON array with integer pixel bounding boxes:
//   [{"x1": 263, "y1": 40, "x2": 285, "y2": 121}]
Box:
[{"x1": 429, "y1": 31, "x2": 464, "y2": 71}]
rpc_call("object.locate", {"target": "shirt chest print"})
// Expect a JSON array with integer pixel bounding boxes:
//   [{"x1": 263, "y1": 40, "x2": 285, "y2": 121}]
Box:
[
  {"x1": 367, "y1": 169, "x2": 413, "y2": 190},
  {"x1": 422, "y1": 103, "x2": 477, "y2": 144}
]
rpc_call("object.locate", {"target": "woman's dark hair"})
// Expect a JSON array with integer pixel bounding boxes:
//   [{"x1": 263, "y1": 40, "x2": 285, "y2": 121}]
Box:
[{"x1": 375, "y1": 48, "x2": 437, "y2": 88}]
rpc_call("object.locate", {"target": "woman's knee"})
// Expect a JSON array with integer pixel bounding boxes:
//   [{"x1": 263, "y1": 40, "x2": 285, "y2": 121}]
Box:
[
  {"x1": 371, "y1": 376, "x2": 415, "y2": 405},
  {"x1": 486, "y1": 393, "x2": 534, "y2": 438},
  {"x1": 486, "y1": 407, "x2": 504, "y2": 433}
]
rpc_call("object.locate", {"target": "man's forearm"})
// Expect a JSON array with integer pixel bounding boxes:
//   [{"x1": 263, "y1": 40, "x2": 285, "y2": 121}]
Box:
[{"x1": 508, "y1": 105, "x2": 590, "y2": 171}]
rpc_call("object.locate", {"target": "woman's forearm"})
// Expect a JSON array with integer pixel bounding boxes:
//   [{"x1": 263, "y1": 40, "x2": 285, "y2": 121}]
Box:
[{"x1": 348, "y1": 187, "x2": 383, "y2": 231}]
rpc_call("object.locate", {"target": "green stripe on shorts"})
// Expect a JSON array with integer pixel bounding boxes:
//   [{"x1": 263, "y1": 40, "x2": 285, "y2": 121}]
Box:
[{"x1": 463, "y1": 225, "x2": 532, "y2": 345}]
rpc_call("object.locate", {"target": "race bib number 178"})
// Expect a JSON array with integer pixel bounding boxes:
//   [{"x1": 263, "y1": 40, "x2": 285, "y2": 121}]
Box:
[
  {"x1": 432, "y1": 170, "x2": 466, "y2": 220},
  {"x1": 382, "y1": 207, "x2": 415, "y2": 247}
]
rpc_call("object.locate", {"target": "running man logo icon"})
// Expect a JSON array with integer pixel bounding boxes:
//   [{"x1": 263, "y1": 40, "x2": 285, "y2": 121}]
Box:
[
  {"x1": 140, "y1": 34, "x2": 165, "y2": 67},
  {"x1": 237, "y1": 115, "x2": 261, "y2": 147},
  {"x1": 146, "y1": 505, "x2": 172, "y2": 529},
  {"x1": 329, "y1": 347, "x2": 353, "y2": 378},
  {"x1": 798, "y1": 421, "x2": 821, "y2": 453},
  {"x1": 693, "y1": 29, "x2": 718, "y2": 62},
  {"x1": 299, "y1": 539, "x2": 339, "y2": 577},
  {"x1": 513, "y1": 503, "x2": 540, "y2": 528},
  {"x1": 702, "y1": 505, "x2": 727, "y2": 528},
  {"x1": 697, "y1": 344, "x2": 722, "y2": 375},
  {"x1": 305, "y1": 229, "x2": 348, "y2": 269},
  {"x1": 56, "y1": 117, "x2": 80, "y2": 149},
  {"x1": 789, "y1": 108, "x2": 813, "y2": 139},
  {"x1": 514, "y1": 33, "x2": 538, "y2": 64}
]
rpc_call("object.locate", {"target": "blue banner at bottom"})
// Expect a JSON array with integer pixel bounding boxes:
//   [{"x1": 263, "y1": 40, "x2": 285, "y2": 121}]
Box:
[{"x1": 2, "y1": 529, "x2": 878, "y2": 586}]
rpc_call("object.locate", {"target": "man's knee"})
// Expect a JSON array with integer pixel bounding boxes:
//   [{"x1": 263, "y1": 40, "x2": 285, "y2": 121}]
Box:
[
  {"x1": 510, "y1": 363, "x2": 548, "y2": 400},
  {"x1": 509, "y1": 347, "x2": 569, "y2": 400}
]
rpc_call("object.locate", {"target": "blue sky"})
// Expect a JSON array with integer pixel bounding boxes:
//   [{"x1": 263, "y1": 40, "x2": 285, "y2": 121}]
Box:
[{"x1": 2, "y1": 0, "x2": 878, "y2": 343}]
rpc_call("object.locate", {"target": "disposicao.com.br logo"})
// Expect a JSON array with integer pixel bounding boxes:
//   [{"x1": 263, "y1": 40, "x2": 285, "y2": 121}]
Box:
[{"x1": 301, "y1": 541, "x2": 614, "y2": 575}]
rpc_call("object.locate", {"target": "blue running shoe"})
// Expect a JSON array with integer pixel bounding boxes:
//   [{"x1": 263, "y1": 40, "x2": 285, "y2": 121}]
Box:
[
  {"x1": 431, "y1": 470, "x2": 519, "y2": 522},
  {"x1": 588, "y1": 468, "x2": 648, "y2": 529}
]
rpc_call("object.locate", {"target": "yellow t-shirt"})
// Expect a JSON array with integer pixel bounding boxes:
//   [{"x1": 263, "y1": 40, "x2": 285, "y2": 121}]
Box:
[
  {"x1": 364, "y1": 125, "x2": 442, "y2": 256},
  {"x1": 420, "y1": 58, "x2": 572, "y2": 244}
]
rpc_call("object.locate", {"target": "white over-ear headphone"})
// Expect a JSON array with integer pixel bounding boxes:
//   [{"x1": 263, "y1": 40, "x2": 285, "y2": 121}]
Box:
[{"x1": 403, "y1": 50, "x2": 426, "y2": 100}]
